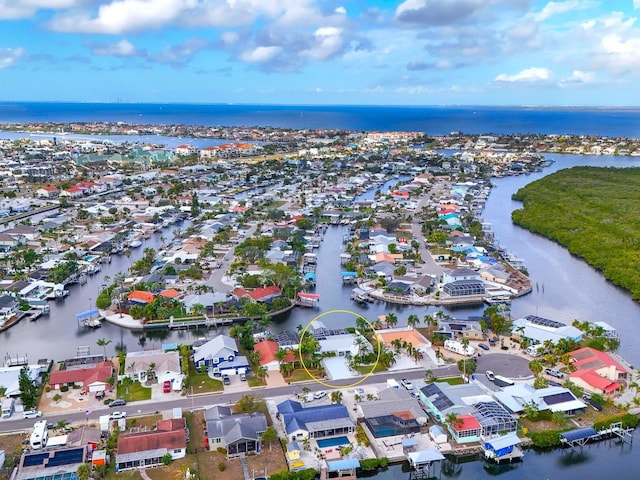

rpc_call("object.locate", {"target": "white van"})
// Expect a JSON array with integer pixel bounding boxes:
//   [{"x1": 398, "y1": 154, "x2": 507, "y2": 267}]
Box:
[{"x1": 526, "y1": 345, "x2": 545, "y2": 357}]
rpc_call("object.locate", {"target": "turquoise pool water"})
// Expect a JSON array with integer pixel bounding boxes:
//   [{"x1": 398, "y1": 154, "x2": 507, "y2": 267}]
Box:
[
  {"x1": 316, "y1": 436, "x2": 350, "y2": 448},
  {"x1": 85, "y1": 255, "x2": 98, "y2": 262}
]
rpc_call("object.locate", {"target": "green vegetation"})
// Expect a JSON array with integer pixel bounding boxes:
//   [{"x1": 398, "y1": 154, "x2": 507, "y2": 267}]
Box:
[
  {"x1": 116, "y1": 379, "x2": 152, "y2": 402},
  {"x1": 359, "y1": 458, "x2": 389, "y2": 470},
  {"x1": 512, "y1": 167, "x2": 640, "y2": 300},
  {"x1": 269, "y1": 469, "x2": 317, "y2": 480},
  {"x1": 527, "y1": 429, "x2": 565, "y2": 448},
  {"x1": 593, "y1": 413, "x2": 639, "y2": 430}
]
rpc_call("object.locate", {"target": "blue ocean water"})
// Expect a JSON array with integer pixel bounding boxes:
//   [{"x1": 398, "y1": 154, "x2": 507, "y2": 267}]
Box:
[{"x1": 1, "y1": 102, "x2": 640, "y2": 137}]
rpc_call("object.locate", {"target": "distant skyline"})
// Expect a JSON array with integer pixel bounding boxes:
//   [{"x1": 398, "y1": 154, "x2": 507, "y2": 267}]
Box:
[{"x1": 1, "y1": 1, "x2": 640, "y2": 106}]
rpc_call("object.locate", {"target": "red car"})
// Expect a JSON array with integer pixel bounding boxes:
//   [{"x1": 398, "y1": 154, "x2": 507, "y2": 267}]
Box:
[{"x1": 163, "y1": 381, "x2": 171, "y2": 393}]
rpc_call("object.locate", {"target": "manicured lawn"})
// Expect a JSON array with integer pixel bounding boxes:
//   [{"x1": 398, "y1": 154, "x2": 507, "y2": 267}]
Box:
[
  {"x1": 117, "y1": 380, "x2": 152, "y2": 402},
  {"x1": 247, "y1": 376, "x2": 265, "y2": 387},
  {"x1": 189, "y1": 361, "x2": 224, "y2": 393},
  {"x1": 285, "y1": 368, "x2": 324, "y2": 383},
  {"x1": 437, "y1": 376, "x2": 465, "y2": 385},
  {"x1": 354, "y1": 363, "x2": 388, "y2": 375}
]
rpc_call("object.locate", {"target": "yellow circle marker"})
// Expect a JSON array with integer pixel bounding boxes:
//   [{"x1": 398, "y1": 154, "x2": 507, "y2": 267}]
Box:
[{"x1": 298, "y1": 309, "x2": 381, "y2": 389}]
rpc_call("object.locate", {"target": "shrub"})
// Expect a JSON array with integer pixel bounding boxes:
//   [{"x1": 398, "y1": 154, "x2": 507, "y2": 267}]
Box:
[
  {"x1": 45, "y1": 386, "x2": 50, "y2": 393},
  {"x1": 218, "y1": 462, "x2": 226, "y2": 472},
  {"x1": 216, "y1": 447, "x2": 226, "y2": 454},
  {"x1": 162, "y1": 453, "x2": 172, "y2": 465},
  {"x1": 594, "y1": 413, "x2": 639, "y2": 430},
  {"x1": 527, "y1": 430, "x2": 564, "y2": 448},
  {"x1": 60, "y1": 385, "x2": 69, "y2": 392}
]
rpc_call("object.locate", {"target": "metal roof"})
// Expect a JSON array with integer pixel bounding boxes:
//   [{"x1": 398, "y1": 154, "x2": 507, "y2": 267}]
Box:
[{"x1": 561, "y1": 427, "x2": 598, "y2": 443}]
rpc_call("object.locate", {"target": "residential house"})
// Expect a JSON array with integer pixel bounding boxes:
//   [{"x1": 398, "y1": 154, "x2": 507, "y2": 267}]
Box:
[
  {"x1": 116, "y1": 418, "x2": 187, "y2": 471},
  {"x1": 49, "y1": 361, "x2": 113, "y2": 393},
  {"x1": 0, "y1": 364, "x2": 45, "y2": 397},
  {"x1": 205, "y1": 406, "x2": 267, "y2": 458},
  {"x1": 0, "y1": 233, "x2": 21, "y2": 251},
  {"x1": 357, "y1": 387, "x2": 427, "y2": 438},
  {"x1": 123, "y1": 349, "x2": 182, "y2": 385},
  {"x1": 418, "y1": 382, "x2": 517, "y2": 444},
  {"x1": 36, "y1": 186, "x2": 59, "y2": 198},
  {"x1": 511, "y1": 315, "x2": 583, "y2": 345},
  {"x1": 127, "y1": 290, "x2": 155, "y2": 305},
  {"x1": 276, "y1": 399, "x2": 355, "y2": 442},
  {"x1": 232, "y1": 285, "x2": 282, "y2": 304},
  {"x1": 193, "y1": 335, "x2": 250, "y2": 376},
  {"x1": 0, "y1": 294, "x2": 18, "y2": 321},
  {"x1": 442, "y1": 268, "x2": 482, "y2": 284},
  {"x1": 253, "y1": 340, "x2": 282, "y2": 372},
  {"x1": 494, "y1": 384, "x2": 586, "y2": 416},
  {"x1": 567, "y1": 347, "x2": 627, "y2": 396}
]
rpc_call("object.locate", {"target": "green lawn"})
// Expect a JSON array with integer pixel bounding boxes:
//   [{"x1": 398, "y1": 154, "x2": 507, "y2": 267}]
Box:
[
  {"x1": 437, "y1": 376, "x2": 465, "y2": 385},
  {"x1": 247, "y1": 376, "x2": 265, "y2": 387},
  {"x1": 286, "y1": 368, "x2": 324, "y2": 383},
  {"x1": 116, "y1": 381, "x2": 152, "y2": 402},
  {"x1": 354, "y1": 363, "x2": 388, "y2": 375},
  {"x1": 188, "y1": 362, "x2": 224, "y2": 393}
]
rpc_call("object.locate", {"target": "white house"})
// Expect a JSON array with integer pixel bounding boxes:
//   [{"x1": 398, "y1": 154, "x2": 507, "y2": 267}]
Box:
[{"x1": 123, "y1": 349, "x2": 182, "y2": 385}]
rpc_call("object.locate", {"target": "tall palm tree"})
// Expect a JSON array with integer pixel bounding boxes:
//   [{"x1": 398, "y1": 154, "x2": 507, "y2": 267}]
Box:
[
  {"x1": 385, "y1": 312, "x2": 398, "y2": 328},
  {"x1": 407, "y1": 314, "x2": 420, "y2": 329},
  {"x1": 97, "y1": 338, "x2": 112, "y2": 359}
]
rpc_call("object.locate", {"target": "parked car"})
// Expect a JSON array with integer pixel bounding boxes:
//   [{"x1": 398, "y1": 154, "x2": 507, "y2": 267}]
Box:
[
  {"x1": 313, "y1": 390, "x2": 327, "y2": 399},
  {"x1": 95, "y1": 390, "x2": 105, "y2": 400},
  {"x1": 109, "y1": 399, "x2": 127, "y2": 408},
  {"x1": 544, "y1": 368, "x2": 564, "y2": 379},
  {"x1": 401, "y1": 379, "x2": 414, "y2": 390},
  {"x1": 240, "y1": 373, "x2": 247, "y2": 381},
  {"x1": 222, "y1": 375, "x2": 230, "y2": 385},
  {"x1": 109, "y1": 411, "x2": 127, "y2": 420},
  {"x1": 478, "y1": 343, "x2": 490, "y2": 351},
  {"x1": 163, "y1": 381, "x2": 172, "y2": 393},
  {"x1": 485, "y1": 370, "x2": 495, "y2": 381},
  {"x1": 23, "y1": 410, "x2": 42, "y2": 419}
]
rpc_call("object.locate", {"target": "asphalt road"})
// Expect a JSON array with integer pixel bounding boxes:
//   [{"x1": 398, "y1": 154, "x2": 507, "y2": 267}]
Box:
[{"x1": 0, "y1": 364, "x2": 460, "y2": 433}]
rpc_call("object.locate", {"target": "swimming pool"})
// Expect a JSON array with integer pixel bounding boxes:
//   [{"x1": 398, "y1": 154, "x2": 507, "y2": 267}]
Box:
[{"x1": 316, "y1": 436, "x2": 350, "y2": 448}]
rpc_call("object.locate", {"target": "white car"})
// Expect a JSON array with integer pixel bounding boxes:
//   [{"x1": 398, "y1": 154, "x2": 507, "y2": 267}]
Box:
[
  {"x1": 313, "y1": 390, "x2": 327, "y2": 399},
  {"x1": 23, "y1": 410, "x2": 42, "y2": 419},
  {"x1": 485, "y1": 370, "x2": 495, "y2": 381},
  {"x1": 401, "y1": 379, "x2": 414, "y2": 390},
  {"x1": 109, "y1": 411, "x2": 127, "y2": 420}
]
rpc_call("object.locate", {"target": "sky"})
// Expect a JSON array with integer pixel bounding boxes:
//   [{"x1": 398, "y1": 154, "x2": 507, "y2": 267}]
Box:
[{"x1": 1, "y1": 0, "x2": 640, "y2": 106}]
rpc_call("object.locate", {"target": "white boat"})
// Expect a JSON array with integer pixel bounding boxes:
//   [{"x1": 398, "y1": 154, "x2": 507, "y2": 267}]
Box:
[{"x1": 129, "y1": 239, "x2": 143, "y2": 248}]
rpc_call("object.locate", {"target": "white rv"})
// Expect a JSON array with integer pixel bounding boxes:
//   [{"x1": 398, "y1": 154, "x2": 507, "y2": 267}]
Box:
[
  {"x1": 30, "y1": 420, "x2": 48, "y2": 450},
  {"x1": 444, "y1": 339, "x2": 476, "y2": 356}
]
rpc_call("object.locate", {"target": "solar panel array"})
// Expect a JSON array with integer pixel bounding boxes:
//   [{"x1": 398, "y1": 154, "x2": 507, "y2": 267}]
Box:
[
  {"x1": 422, "y1": 383, "x2": 454, "y2": 411},
  {"x1": 22, "y1": 452, "x2": 49, "y2": 468},
  {"x1": 45, "y1": 448, "x2": 84, "y2": 468},
  {"x1": 525, "y1": 315, "x2": 565, "y2": 329},
  {"x1": 544, "y1": 392, "x2": 575, "y2": 405}
]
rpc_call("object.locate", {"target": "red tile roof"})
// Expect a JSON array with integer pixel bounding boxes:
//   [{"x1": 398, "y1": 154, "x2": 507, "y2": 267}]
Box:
[
  {"x1": 118, "y1": 418, "x2": 186, "y2": 454},
  {"x1": 128, "y1": 290, "x2": 155, "y2": 303},
  {"x1": 50, "y1": 362, "x2": 113, "y2": 387},
  {"x1": 254, "y1": 340, "x2": 279, "y2": 365},
  {"x1": 569, "y1": 347, "x2": 626, "y2": 373},
  {"x1": 159, "y1": 288, "x2": 181, "y2": 299},
  {"x1": 452, "y1": 414, "x2": 481, "y2": 432},
  {"x1": 569, "y1": 369, "x2": 621, "y2": 393}
]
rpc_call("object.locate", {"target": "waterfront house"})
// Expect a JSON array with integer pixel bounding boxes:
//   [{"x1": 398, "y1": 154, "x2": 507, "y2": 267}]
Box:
[
  {"x1": 442, "y1": 268, "x2": 481, "y2": 284},
  {"x1": 276, "y1": 399, "x2": 355, "y2": 442},
  {"x1": 376, "y1": 327, "x2": 432, "y2": 354},
  {"x1": 434, "y1": 318, "x2": 484, "y2": 341},
  {"x1": 232, "y1": 285, "x2": 282, "y2": 304},
  {"x1": 193, "y1": 335, "x2": 249, "y2": 376},
  {"x1": 204, "y1": 406, "x2": 267, "y2": 458},
  {"x1": 442, "y1": 279, "x2": 485, "y2": 297},
  {"x1": 494, "y1": 384, "x2": 586, "y2": 416},
  {"x1": 0, "y1": 294, "x2": 18, "y2": 321},
  {"x1": 418, "y1": 383, "x2": 517, "y2": 443},
  {"x1": 0, "y1": 363, "x2": 45, "y2": 397},
  {"x1": 127, "y1": 290, "x2": 155, "y2": 305},
  {"x1": 511, "y1": 315, "x2": 583, "y2": 345},
  {"x1": 567, "y1": 347, "x2": 627, "y2": 396},
  {"x1": 253, "y1": 340, "x2": 282, "y2": 371},
  {"x1": 0, "y1": 233, "x2": 21, "y2": 251},
  {"x1": 49, "y1": 361, "x2": 113, "y2": 393},
  {"x1": 357, "y1": 386, "x2": 427, "y2": 438},
  {"x1": 116, "y1": 418, "x2": 187, "y2": 472},
  {"x1": 123, "y1": 349, "x2": 182, "y2": 385}
]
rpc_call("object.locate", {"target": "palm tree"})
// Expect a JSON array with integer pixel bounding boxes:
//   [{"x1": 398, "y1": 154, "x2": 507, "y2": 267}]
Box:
[
  {"x1": 97, "y1": 338, "x2": 112, "y2": 359},
  {"x1": 385, "y1": 312, "x2": 398, "y2": 328},
  {"x1": 330, "y1": 390, "x2": 343, "y2": 404},
  {"x1": 76, "y1": 463, "x2": 91, "y2": 480},
  {"x1": 254, "y1": 365, "x2": 268, "y2": 383},
  {"x1": 407, "y1": 314, "x2": 420, "y2": 329}
]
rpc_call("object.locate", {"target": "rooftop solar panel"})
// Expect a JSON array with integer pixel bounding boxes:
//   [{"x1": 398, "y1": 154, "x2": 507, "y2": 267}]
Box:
[{"x1": 23, "y1": 453, "x2": 49, "y2": 467}]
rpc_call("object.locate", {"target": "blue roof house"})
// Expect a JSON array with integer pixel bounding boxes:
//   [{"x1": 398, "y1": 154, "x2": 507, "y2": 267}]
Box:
[{"x1": 276, "y1": 399, "x2": 355, "y2": 442}]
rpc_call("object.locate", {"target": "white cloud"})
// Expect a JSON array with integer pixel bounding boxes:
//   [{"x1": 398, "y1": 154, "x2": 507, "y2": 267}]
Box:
[
  {"x1": 0, "y1": 47, "x2": 24, "y2": 68},
  {"x1": 494, "y1": 67, "x2": 553, "y2": 83},
  {"x1": 240, "y1": 45, "x2": 282, "y2": 63},
  {"x1": 300, "y1": 26, "x2": 344, "y2": 60},
  {"x1": 156, "y1": 38, "x2": 210, "y2": 64},
  {"x1": 534, "y1": 1, "x2": 581, "y2": 22},
  {"x1": 634, "y1": 0, "x2": 640, "y2": 9},
  {"x1": 220, "y1": 32, "x2": 240, "y2": 45},
  {"x1": 335, "y1": 6, "x2": 346, "y2": 15},
  {"x1": 599, "y1": 33, "x2": 640, "y2": 70},
  {"x1": 559, "y1": 70, "x2": 595, "y2": 87},
  {"x1": 91, "y1": 39, "x2": 139, "y2": 57},
  {"x1": 0, "y1": 0, "x2": 81, "y2": 20}
]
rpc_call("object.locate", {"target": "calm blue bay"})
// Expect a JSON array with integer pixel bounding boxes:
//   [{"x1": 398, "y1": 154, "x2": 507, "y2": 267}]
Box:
[{"x1": 1, "y1": 103, "x2": 640, "y2": 478}]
